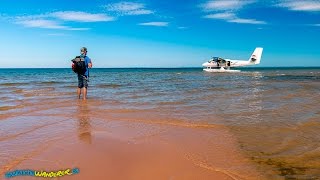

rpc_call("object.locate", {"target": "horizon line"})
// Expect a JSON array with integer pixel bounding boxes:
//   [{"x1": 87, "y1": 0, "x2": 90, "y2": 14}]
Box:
[{"x1": 1, "y1": 66, "x2": 320, "y2": 69}]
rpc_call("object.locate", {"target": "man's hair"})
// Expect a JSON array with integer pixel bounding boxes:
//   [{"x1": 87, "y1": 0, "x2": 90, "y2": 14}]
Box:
[{"x1": 81, "y1": 47, "x2": 87, "y2": 52}]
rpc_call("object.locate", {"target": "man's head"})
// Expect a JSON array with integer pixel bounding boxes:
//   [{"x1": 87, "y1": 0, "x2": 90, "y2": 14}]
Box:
[{"x1": 80, "y1": 47, "x2": 87, "y2": 55}]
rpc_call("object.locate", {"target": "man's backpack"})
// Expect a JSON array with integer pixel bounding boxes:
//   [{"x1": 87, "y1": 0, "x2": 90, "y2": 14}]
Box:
[{"x1": 71, "y1": 56, "x2": 86, "y2": 75}]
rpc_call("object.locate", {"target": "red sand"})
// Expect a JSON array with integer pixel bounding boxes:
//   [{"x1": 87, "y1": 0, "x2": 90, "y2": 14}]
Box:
[{"x1": 1, "y1": 100, "x2": 265, "y2": 180}]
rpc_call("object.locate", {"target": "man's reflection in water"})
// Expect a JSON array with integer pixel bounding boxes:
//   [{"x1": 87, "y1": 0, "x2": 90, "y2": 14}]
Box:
[{"x1": 77, "y1": 101, "x2": 92, "y2": 144}]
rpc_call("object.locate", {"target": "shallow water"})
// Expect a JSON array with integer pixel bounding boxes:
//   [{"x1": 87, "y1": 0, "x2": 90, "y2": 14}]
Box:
[{"x1": 0, "y1": 67, "x2": 319, "y2": 179}]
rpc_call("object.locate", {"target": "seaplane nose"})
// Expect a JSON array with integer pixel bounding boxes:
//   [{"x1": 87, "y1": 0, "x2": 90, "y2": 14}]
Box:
[{"x1": 202, "y1": 62, "x2": 208, "y2": 66}]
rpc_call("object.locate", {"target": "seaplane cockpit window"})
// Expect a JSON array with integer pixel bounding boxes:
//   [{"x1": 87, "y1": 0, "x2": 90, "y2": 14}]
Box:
[{"x1": 212, "y1": 57, "x2": 219, "y2": 61}]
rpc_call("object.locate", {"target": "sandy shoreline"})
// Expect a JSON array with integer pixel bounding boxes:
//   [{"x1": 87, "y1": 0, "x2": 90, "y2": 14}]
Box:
[
  {"x1": 0, "y1": 100, "x2": 265, "y2": 180},
  {"x1": 2, "y1": 68, "x2": 320, "y2": 179}
]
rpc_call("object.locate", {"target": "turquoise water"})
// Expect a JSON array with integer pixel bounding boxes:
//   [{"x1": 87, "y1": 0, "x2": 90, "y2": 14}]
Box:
[
  {"x1": 1, "y1": 67, "x2": 320, "y2": 179},
  {"x1": 1, "y1": 67, "x2": 319, "y2": 117}
]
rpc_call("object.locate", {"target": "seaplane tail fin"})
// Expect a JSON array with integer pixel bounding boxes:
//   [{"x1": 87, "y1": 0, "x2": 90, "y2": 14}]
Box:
[{"x1": 249, "y1": 47, "x2": 263, "y2": 64}]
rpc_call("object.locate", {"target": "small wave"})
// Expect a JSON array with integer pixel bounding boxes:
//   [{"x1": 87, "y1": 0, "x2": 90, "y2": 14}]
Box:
[
  {"x1": 24, "y1": 87, "x2": 55, "y2": 93},
  {"x1": 0, "y1": 97, "x2": 10, "y2": 101},
  {"x1": 108, "y1": 117, "x2": 222, "y2": 129},
  {"x1": 10, "y1": 88, "x2": 58, "y2": 96},
  {"x1": 0, "y1": 119, "x2": 67, "y2": 142},
  {"x1": 264, "y1": 75, "x2": 319, "y2": 81},
  {"x1": 96, "y1": 84, "x2": 122, "y2": 88},
  {"x1": 0, "y1": 105, "x2": 22, "y2": 111},
  {"x1": 0, "y1": 136, "x2": 66, "y2": 176},
  {"x1": 205, "y1": 87, "x2": 228, "y2": 91},
  {"x1": 21, "y1": 87, "x2": 56, "y2": 97},
  {"x1": 38, "y1": 81, "x2": 61, "y2": 85},
  {"x1": 13, "y1": 89, "x2": 23, "y2": 93},
  {"x1": 161, "y1": 121, "x2": 219, "y2": 129},
  {"x1": 63, "y1": 85, "x2": 77, "y2": 89},
  {"x1": 158, "y1": 101, "x2": 186, "y2": 105},
  {"x1": 298, "y1": 118, "x2": 320, "y2": 128},
  {"x1": 0, "y1": 82, "x2": 29, "y2": 87},
  {"x1": 126, "y1": 95, "x2": 147, "y2": 99}
]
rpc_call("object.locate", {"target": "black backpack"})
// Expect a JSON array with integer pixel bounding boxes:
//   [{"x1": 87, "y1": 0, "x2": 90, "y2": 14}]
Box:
[{"x1": 71, "y1": 56, "x2": 86, "y2": 75}]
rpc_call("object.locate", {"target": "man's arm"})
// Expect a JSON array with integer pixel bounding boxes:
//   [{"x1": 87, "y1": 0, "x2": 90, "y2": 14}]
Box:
[{"x1": 88, "y1": 59, "x2": 92, "y2": 68}]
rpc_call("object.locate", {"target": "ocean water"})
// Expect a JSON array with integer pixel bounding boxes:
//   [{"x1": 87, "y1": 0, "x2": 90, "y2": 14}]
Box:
[{"x1": 0, "y1": 67, "x2": 319, "y2": 179}]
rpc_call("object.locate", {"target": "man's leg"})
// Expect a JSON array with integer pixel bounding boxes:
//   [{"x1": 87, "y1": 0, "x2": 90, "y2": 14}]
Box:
[
  {"x1": 77, "y1": 87, "x2": 81, "y2": 99},
  {"x1": 82, "y1": 76, "x2": 88, "y2": 100},
  {"x1": 83, "y1": 87, "x2": 87, "y2": 100},
  {"x1": 77, "y1": 74, "x2": 84, "y2": 99}
]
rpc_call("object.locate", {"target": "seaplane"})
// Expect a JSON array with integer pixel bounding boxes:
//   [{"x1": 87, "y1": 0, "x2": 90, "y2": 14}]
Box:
[{"x1": 202, "y1": 47, "x2": 263, "y2": 72}]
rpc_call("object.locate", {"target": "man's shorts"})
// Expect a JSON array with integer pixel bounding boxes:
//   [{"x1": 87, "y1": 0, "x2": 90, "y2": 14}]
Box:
[{"x1": 78, "y1": 74, "x2": 88, "y2": 88}]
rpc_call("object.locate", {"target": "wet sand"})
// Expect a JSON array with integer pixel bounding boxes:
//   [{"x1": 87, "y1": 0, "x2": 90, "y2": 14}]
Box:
[
  {"x1": 1, "y1": 100, "x2": 264, "y2": 180},
  {"x1": 2, "y1": 68, "x2": 319, "y2": 179}
]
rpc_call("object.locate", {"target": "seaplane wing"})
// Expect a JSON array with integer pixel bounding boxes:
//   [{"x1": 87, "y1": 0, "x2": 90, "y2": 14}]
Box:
[{"x1": 202, "y1": 47, "x2": 263, "y2": 72}]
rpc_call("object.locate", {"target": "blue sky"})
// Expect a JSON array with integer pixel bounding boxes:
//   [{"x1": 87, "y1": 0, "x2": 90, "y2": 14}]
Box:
[{"x1": 0, "y1": 0, "x2": 319, "y2": 67}]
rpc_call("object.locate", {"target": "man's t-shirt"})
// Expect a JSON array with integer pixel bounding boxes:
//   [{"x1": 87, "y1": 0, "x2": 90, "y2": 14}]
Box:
[{"x1": 80, "y1": 55, "x2": 91, "y2": 77}]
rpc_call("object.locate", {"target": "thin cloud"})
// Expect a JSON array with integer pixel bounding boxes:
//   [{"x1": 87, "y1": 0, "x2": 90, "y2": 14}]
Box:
[
  {"x1": 203, "y1": 12, "x2": 266, "y2": 24},
  {"x1": 201, "y1": 0, "x2": 266, "y2": 25},
  {"x1": 52, "y1": 11, "x2": 115, "y2": 22},
  {"x1": 12, "y1": 11, "x2": 108, "y2": 30},
  {"x1": 228, "y1": 18, "x2": 266, "y2": 24},
  {"x1": 127, "y1": 9, "x2": 153, "y2": 15},
  {"x1": 105, "y1": 2, "x2": 153, "y2": 16},
  {"x1": 14, "y1": 14, "x2": 51, "y2": 22},
  {"x1": 16, "y1": 19, "x2": 67, "y2": 29},
  {"x1": 16, "y1": 19, "x2": 90, "y2": 30},
  {"x1": 200, "y1": 0, "x2": 255, "y2": 11},
  {"x1": 138, "y1": 22, "x2": 168, "y2": 27},
  {"x1": 276, "y1": 0, "x2": 320, "y2": 12},
  {"x1": 203, "y1": 12, "x2": 236, "y2": 19}
]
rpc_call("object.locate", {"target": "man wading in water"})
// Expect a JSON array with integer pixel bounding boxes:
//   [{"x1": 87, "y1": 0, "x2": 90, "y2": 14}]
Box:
[{"x1": 72, "y1": 47, "x2": 92, "y2": 100}]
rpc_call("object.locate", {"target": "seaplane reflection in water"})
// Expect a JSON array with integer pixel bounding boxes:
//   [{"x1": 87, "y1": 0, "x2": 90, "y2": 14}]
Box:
[{"x1": 202, "y1": 47, "x2": 263, "y2": 72}]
